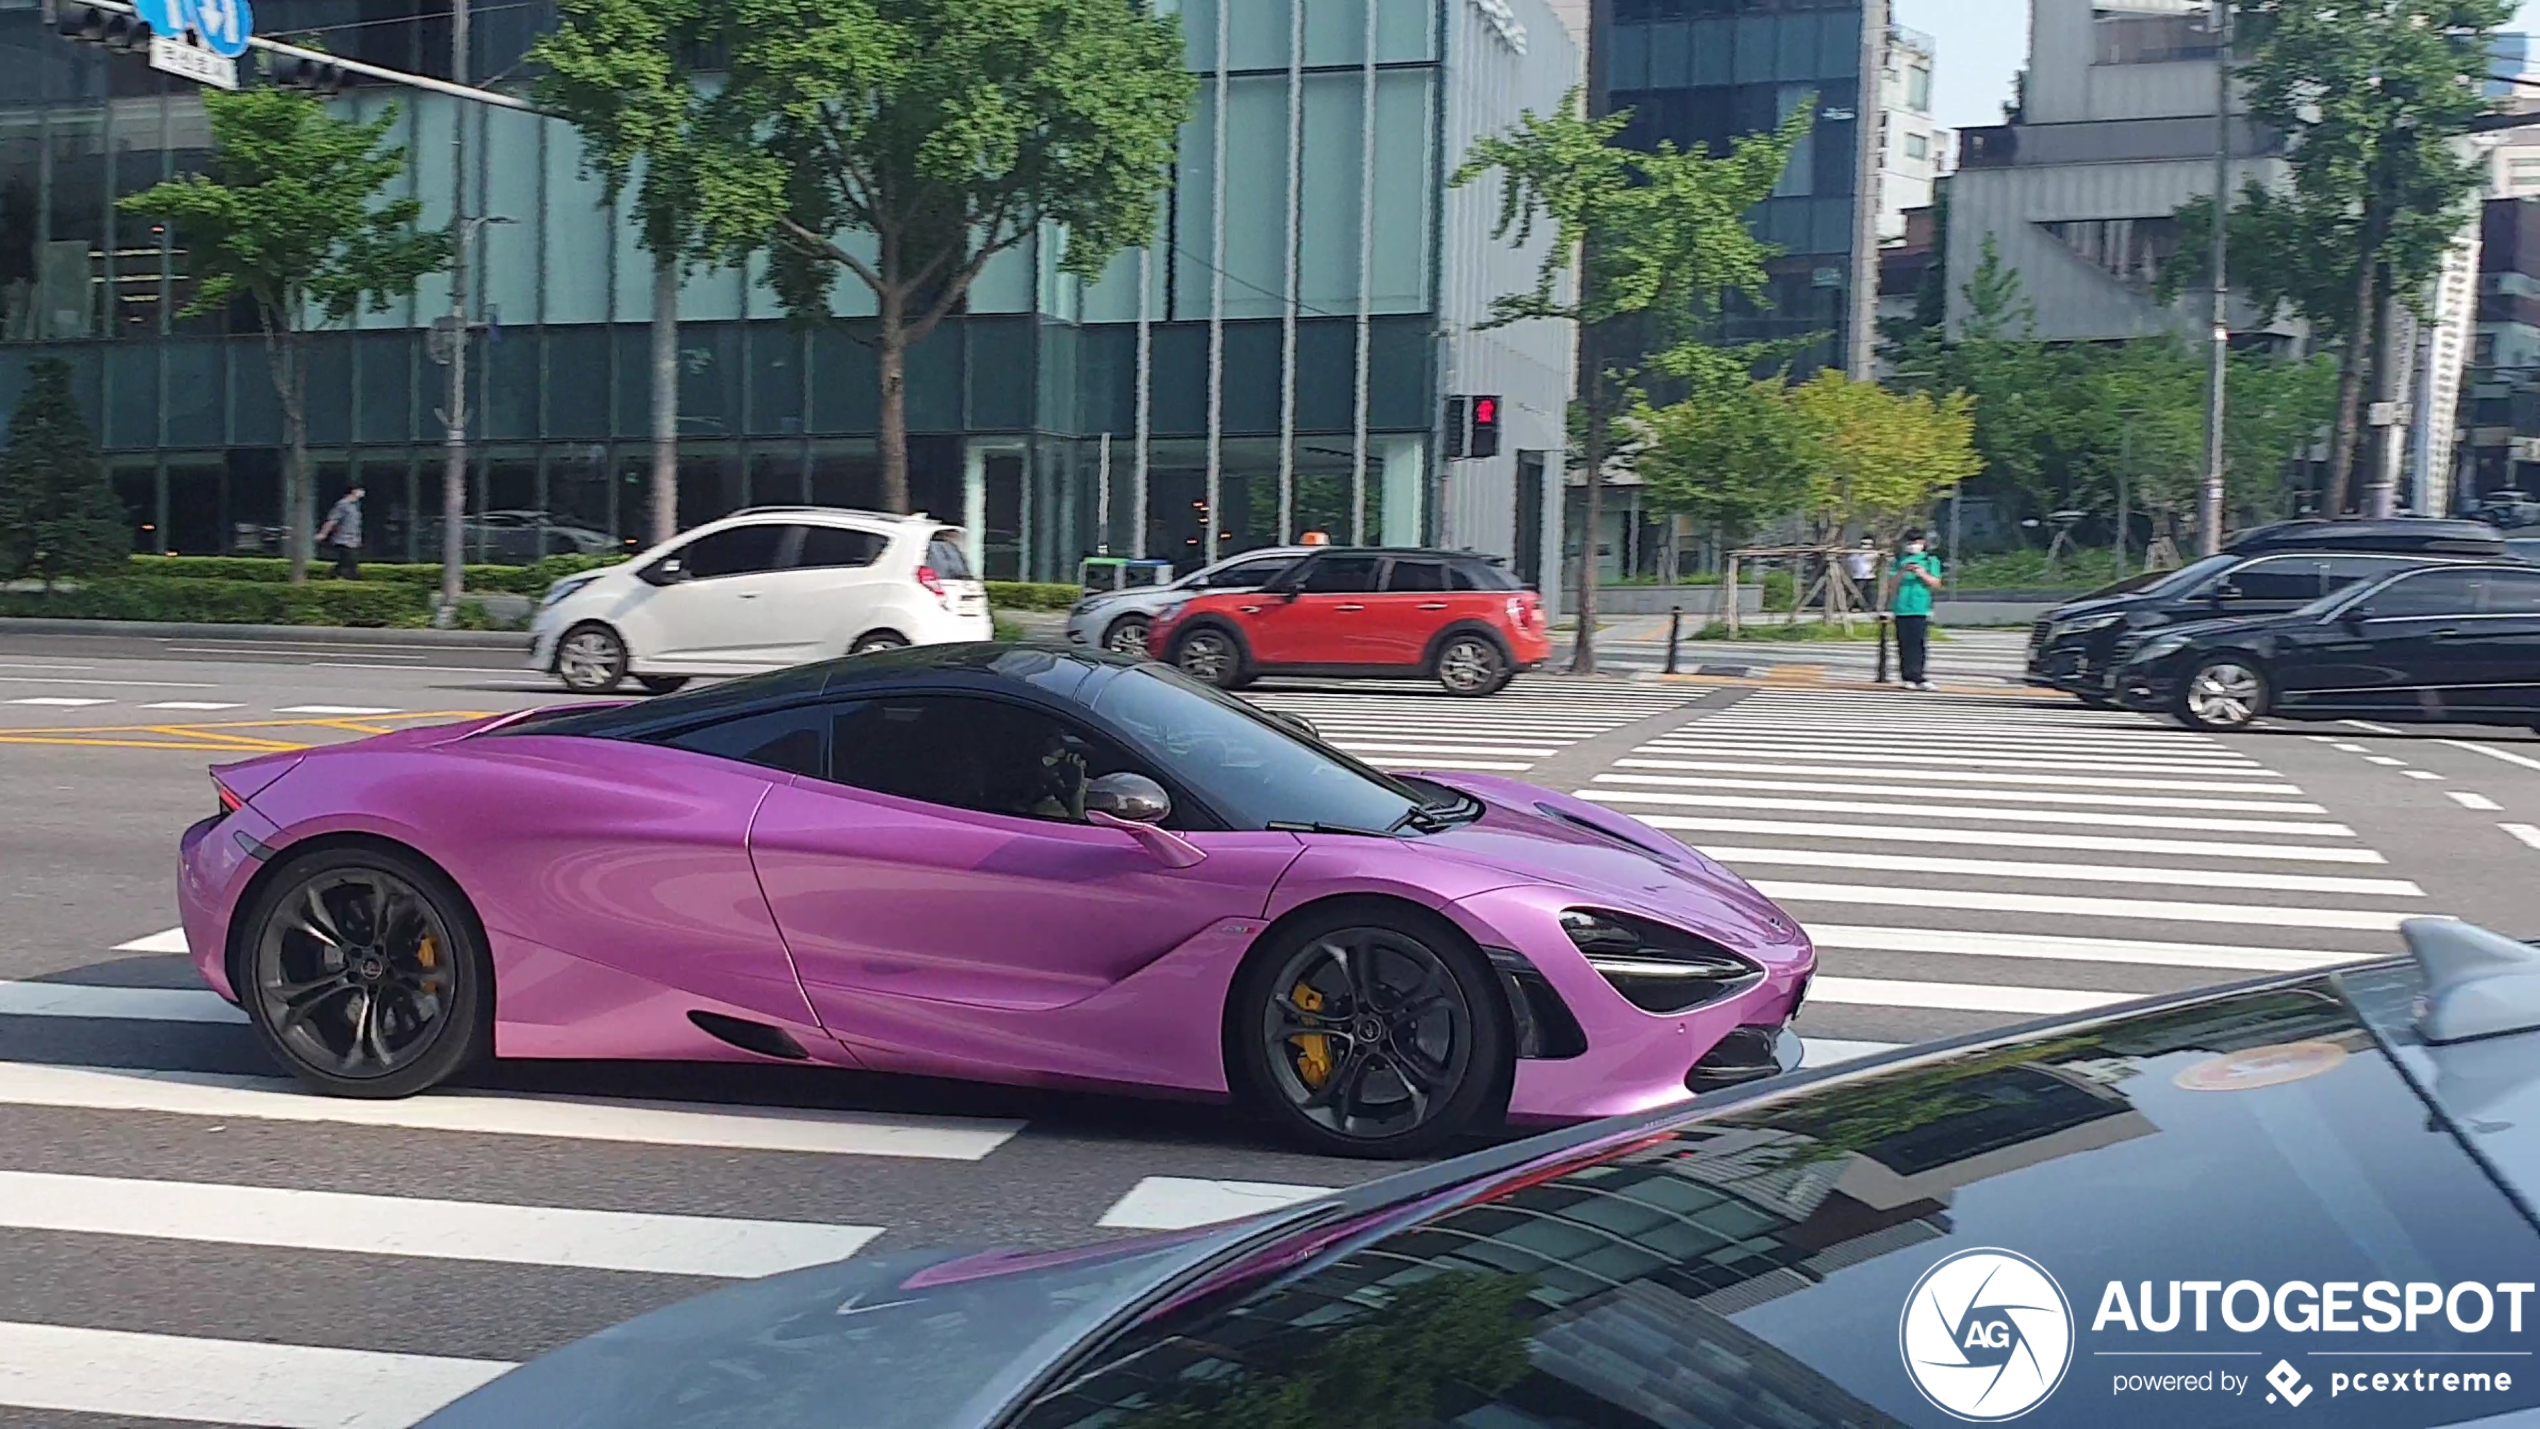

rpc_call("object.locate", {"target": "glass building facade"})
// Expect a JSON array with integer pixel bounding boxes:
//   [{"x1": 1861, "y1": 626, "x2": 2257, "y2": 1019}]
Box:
[{"x1": 0, "y1": 0, "x2": 1577, "y2": 584}]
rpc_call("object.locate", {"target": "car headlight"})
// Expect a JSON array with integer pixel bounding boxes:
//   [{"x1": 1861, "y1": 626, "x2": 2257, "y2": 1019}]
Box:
[
  {"x1": 1560, "y1": 909, "x2": 1763, "y2": 1014},
  {"x1": 539, "y1": 573, "x2": 602, "y2": 609},
  {"x1": 2126, "y1": 632, "x2": 2193, "y2": 665},
  {"x1": 2052, "y1": 611, "x2": 2127, "y2": 638},
  {"x1": 1152, "y1": 598, "x2": 1190, "y2": 622}
]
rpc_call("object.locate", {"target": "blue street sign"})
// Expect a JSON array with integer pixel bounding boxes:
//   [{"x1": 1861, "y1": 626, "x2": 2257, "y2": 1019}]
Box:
[
  {"x1": 131, "y1": 0, "x2": 188, "y2": 38},
  {"x1": 189, "y1": 0, "x2": 252, "y2": 58}
]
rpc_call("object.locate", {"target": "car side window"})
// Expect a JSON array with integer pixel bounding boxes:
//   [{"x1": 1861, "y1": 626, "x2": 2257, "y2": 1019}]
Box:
[
  {"x1": 1451, "y1": 560, "x2": 1519, "y2": 591},
  {"x1": 1299, "y1": 555, "x2": 1381, "y2": 594},
  {"x1": 2220, "y1": 557, "x2": 2318, "y2": 604},
  {"x1": 796, "y1": 526, "x2": 888, "y2": 570},
  {"x1": 2317, "y1": 555, "x2": 2403, "y2": 598},
  {"x1": 677, "y1": 524, "x2": 788, "y2": 580},
  {"x1": 925, "y1": 532, "x2": 976, "y2": 581},
  {"x1": 2477, "y1": 570, "x2": 2540, "y2": 614},
  {"x1": 652, "y1": 705, "x2": 827, "y2": 777},
  {"x1": 827, "y1": 695, "x2": 1158, "y2": 825},
  {"x1": 1382, "y1": 559, "x2": 1448, "y2": 593},
  {"x1": 2370, "y1": 570, "x2": 2481, "y2": 618},
  {"x1": 1208, "y1": 559, "x2": 1293, "y2": 589}
]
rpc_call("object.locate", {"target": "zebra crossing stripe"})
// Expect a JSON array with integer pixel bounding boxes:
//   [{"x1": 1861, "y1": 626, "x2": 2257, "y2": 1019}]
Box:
[{"x1": 0, "y1": 1319, "x2": 511, "y2": 1429}]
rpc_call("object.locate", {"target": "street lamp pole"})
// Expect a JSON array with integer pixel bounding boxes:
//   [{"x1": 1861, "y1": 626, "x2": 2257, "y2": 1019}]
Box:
[{"x1": 2201, "y1": 0, "x2": 2232, "y2": 555}]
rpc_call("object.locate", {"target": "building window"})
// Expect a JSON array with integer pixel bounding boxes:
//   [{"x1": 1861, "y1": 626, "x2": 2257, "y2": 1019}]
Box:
[
  {"x1": 2038, "y1": 217, "x2": 2182, "y2": 293},
  {"x1": 1906, "y1": 132, "x2": 1929, "y2": 160},
  {"x1": 1906, "y1": 64, "x2": 1932, "y2": 114},
  {"x1": 2095, "y1": 12, "x2": 2220, "y2": 66}
]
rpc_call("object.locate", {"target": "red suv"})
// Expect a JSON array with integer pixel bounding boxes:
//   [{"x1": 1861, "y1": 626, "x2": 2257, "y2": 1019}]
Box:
[{"x1": 1147, "y1": 547, "x2": 1549, "y2": 695}]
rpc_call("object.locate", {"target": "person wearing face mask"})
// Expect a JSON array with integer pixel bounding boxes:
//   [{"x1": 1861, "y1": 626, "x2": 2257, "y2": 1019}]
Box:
[{"x1": 1890, "y1": 529, "x2": 1942, "y2": 690}]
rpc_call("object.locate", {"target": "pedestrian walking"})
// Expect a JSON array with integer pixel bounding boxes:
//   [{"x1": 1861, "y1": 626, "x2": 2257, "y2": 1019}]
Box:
[
  {"x1": 1841, "y1": 536, "x2": 1878, "y2": 610},
  {"x1": 316, "y1": 485, "x2": 364, "y2": 580},
  {"x1": 1891, "y1": 527, "x2": 1942, "y2": 690}
]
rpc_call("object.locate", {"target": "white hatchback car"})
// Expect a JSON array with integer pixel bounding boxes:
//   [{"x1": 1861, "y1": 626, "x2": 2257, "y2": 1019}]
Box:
[{"x1": 528, "y1": 507, "x2": 992, "y2": 693}]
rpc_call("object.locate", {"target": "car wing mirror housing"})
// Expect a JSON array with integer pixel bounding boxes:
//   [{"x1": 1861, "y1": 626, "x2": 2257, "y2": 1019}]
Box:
[
  {"x1": 1086, "y1": 773, "x2": 1205, "y2": 867},
  {"x1": 639, "y1": 558, "x2": 685, "y2": 587},
  {"x1": 2340, "y1": 605, "x2": 2371, "y2": 630}
]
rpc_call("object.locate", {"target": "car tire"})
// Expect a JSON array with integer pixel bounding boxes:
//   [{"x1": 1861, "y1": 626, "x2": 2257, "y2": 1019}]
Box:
[
  {"x1": 1228, "y1": 904, "x2": 1508, "y2": 1160},
  {"x1": 2178, "y1": 656, "x2": 2269, "y2": 731},
  {"x1": 1102, "y1": 613, "x2": 1154, "y2": 658},
  {"x1": 235, "y1": 843, "x2": 493, "y2": 1100},
  {"x1": 1172, "y1": 625, "x2": 1252, "y2": 690},
  {"x1": 850, "y1": 631, "x2": 910, "y2": 655},
  {"x1": 2077, "y1": 692, "x2": 2116, "y2": 709},
  {"x1": 635, "y1": 675, "x2": 689, "y2": 696},
  {"x1": 1433, "y1": 632, "x2": 1511, "y2": 697},
  {"x1": 555, "y1": 623, "x2": 627, "y2": 693}
]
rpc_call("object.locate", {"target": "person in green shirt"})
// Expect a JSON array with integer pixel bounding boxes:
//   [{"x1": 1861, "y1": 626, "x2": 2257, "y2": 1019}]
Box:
[{"x1": 1890, "y1": 529, "x2": 1942, "y2": 690}]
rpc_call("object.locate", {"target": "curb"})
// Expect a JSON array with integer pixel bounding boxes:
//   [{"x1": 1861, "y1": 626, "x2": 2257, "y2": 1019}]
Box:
[
  {"x1": 1633, "y1": 669, "x2": 2044, "y2": 699},
  {"x1": 0, "y1": 617, "x2": 529, "y2": 648}
]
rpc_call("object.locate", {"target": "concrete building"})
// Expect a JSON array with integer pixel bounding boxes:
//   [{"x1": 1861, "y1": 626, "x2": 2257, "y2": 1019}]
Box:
[
  {"x1": 1, "y1": 0, "x2": 1578, "y2": 591},
  {"x1": 1943, "y1": 0, "x2": 2290, "y2": 346},
  {"x1": 1880, "y1": 23, "x2": 1951, "y2": 241}
]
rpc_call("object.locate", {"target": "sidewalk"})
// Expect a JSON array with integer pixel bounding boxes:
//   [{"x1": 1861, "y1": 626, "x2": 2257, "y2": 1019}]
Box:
[{"x1": 0, "y1": 617, "x2": 527, "y2": 647}]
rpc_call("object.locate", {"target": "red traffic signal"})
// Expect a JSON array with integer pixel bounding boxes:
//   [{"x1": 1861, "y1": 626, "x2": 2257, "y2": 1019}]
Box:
[{"x1": 1468, "y1": 394, "x2": 1501, "y2": 458}]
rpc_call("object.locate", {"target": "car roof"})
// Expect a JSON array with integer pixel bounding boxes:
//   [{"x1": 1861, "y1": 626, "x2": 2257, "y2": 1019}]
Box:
[
  {"x1": 2225, "y1": 516, "x2": 2507, "y2": 556},
  {"x1": 714, "y1": 506, "x2": 953, "y2": 531},
  {"x1": 1293, "y1": 546, "x2": 1508, "y2": 563}
]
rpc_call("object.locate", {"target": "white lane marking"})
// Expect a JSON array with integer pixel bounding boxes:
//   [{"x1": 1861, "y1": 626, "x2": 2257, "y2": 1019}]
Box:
[
  {"x1": 1684, "y1": 722, "x2": 2227, "y2": 749},
  {"x1": 5, "y1": 697, "x2": 110, "y2": 707},
  {"x1": 2405, "y1": 770, "x2": 2443, "y2": 781},
  {"x1": 1750, "y1": 880, "x2": 2406, "y2": 931},
  {"x1": 1637, "y1": 743, "x2": 2274, "y2": 776},
  {"x1": 0, "y1": 1061, "x2": 1023, "y2": 1160},
  {"x1": 0, "y1": 1319, "x2": 511, "y2": 1429},
  {"x1": 2442, "y1": 739, "x2": 2540, "y2": 773},
  {"x1": 1361, "y1": 758, "x2": 1534, "y2": 772},
  {"x1": 0, "y1": 982, "x2": 242, "y2": 1023},
  {"x1": 1806, "y1": 924, "x2": 2376, "y2": 974},
  {"x1": 1705, "y1": 846, "x2": 2420, "y2": 897},
  {"x1": 1629, "y1": 812, "x2": 2387, "y2": 863},
  {"x1": 113, "y1": 927, "x2": 190, "y2": 953},
  {"x1": 1583, "y1": 788, "x2": 2357, "y2": 838},
  {"x1": 2502, "y1": 823, "x2": 2540, "y2": 851},
  {"x1": 1594, "y1": 771, "x2": 2324, "y2": 814},
  {"x1": 2308, "y1": 735, "x2": 2338, "y2": 742},
  {"x1": 1801, "y1": 1037, "x2": 1903, "y2": 1066},
  {"x1": 1808, "y1": 976, "x2": 2125, "y2": 1015},
  {"x1": 2365, "y1": 756, "x2": 2406, "y2": 767},
  {"x1": 273, "y1": 705, "x2": 401, "y2": 716},
  {"x1": 0, "y1": 676, "x2": 217, "y2": 688},
  {"x1": 1614, "y1": 757, "x2": 2294, "y2": 795},
  {"x1": 1098, "y1": 1176, "x2": 1336, "y2": 1231},
  {"x1": 1328, "y1": 741, "x2": 1561, "y2": 758},
  {"x1": 0, "y1": 1169, "x2": 880, "y2": 1279},
  {"x1": 0, "y1": 662, "x2": 94, "y2": 670},
  {"x1": 2342, "y1": 720, "x2": 2405, "y2": 735},
  {"x1": 2331, "y1": 742, "x2": 2368, "y2": 753},
  {"x1": 2447, "y1": 791, "x2": 2504, "y2": 811},
  {"x1": 139, "y1": 701, "x2": 247, "y2": 711},
  {"x1": 306, "y1": 663, "x2": 533, "y2": 675}
]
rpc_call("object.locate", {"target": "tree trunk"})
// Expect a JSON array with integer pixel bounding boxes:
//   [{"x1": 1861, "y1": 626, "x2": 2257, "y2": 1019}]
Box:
[
  {"x1": 876, "y1": 291, "x2": 912, "y2": 515},
  {"x1": 266, "y1": 329, "x2": 311, "y2": 586},
  {"x1": 650, "y1": 253, "x2": 679, "y2": 546},
  {"x1": 2322, "y1": 235, "x2": 2381, "y2": 516},
  {"x1": 1570, "y1": 320, "x2": 1603, "y2": 676}
]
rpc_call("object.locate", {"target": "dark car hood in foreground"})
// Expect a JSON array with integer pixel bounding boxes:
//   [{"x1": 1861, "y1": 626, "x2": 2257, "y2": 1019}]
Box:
[{"x1": 416, "y1": 1237, "x2": 1239, "y2": 1429}]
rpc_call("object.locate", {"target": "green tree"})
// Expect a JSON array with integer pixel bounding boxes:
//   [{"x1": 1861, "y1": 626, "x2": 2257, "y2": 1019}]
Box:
[
  {"x1": 1787, "y1": 369, "x2": 1980, "y2": 537},
  {"x1": 684, "y1": 0, "x2": 1195, "y2": 513},
  {"x1": 532, "y1": 0, "x2": 721, "y2": 551},
  {"x1": 1454, "y1": 89, "x2": 1809, "y2": 672},
  {"x1": 0, "y1": 359, "x2": 129, "y2": 586},
  {"x1": 120, "y1": 88, "x2": 449, "y2": 583},
  {"x1": 1633, "y1": 375, "x2": 1814, "y2": 550},
  {"x1": 2169, "y1": 0, "x2": 2508, "y2": 513}
]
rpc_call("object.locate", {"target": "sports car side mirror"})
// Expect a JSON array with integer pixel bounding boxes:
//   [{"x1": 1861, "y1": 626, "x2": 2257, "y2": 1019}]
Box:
[
  {"x1": 2340, "y1": 606, "x2": 2372, "y2": 631},
  {"x1": 1085, "y1": 772, "x2": 1170, "y2": 823}
]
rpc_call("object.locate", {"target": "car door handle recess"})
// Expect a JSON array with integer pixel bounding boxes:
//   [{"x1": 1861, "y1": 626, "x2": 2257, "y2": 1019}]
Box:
[
  {"x1": 1337, "y1": 604, "x2": 1364, "y2": 612},
  {"x1": 1419, "y1": 602, "x2": 1449, "y2": 611}
]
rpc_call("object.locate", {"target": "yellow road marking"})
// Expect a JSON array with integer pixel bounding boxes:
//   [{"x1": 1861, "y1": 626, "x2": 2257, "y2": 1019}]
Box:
[{"x1": 0, "y1": 710, "x2": 493, "y2": 753}]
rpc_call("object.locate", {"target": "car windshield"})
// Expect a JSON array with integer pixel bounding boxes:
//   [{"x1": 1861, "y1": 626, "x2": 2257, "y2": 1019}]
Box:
[
  {"x1": 1090, "y1": 665, "x2": 1438, "y2": 834},
  {"x1": 2134, "y1": 551, "x2": 2242, "y2": 599},
  {"x1": 1011, "y1": 977, "x2": 2540, "y2": 1429}
]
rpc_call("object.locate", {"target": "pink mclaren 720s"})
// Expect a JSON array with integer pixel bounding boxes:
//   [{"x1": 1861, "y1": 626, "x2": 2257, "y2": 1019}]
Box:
[{"x1": 180, "y1": 644, "x2": 1815, "y2": 1157}]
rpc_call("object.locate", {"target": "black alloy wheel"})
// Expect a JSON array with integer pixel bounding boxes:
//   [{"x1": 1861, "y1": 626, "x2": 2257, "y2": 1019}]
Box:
[
  {"x1": 556, "y1": 622, "x2": 627, "y2": 693},
  {"x1": 239, "y1": 846, "x2": 492, "y2": 1098},
  {"x1": 1232, "y1": 910, "x2": 1506, "y2": 1158},
  {"x1": 1103, "y1": 613, "x2": 1154, "y2": 657}
]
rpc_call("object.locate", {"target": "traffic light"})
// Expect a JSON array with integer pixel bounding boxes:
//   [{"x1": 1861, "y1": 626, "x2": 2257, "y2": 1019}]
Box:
[
  {"x1": 56, "y1": 5, "x2": 152, "y2": 51},
  {"x1": 1469, "y1": 394, "x2": 1502, "y2": 458},
  {"x1": 1443, "y1": 396, "x2": 1468, "y2": 459},
  {"x1": 267, "y1": 51, "x2": 355, "y2": 93}
]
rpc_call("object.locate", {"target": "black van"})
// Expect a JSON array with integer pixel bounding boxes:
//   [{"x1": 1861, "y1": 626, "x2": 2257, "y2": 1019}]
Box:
[{"x1": 2025, "y1": 518, "x2": 2507, "y2": 701}]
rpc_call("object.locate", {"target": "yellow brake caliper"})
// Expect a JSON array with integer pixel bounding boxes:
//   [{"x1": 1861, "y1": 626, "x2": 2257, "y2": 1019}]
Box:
[
  {"x1": 416, "y1": 933, "x2": 438, "y2": 970},
  {"x1": 1292, "y1": 982, "x2": 1333, "y2": 1088}
]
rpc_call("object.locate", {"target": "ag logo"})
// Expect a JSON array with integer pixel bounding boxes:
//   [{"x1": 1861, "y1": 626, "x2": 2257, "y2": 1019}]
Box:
[{"x1": 1899, "y1": 1248, "x2": 2074, "y2": 1421}]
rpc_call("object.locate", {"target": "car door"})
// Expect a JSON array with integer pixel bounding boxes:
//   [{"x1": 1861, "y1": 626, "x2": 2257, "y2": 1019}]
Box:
[
  {"x1": 747, "y1": 693, "x2": 1304, "y2": 1070},
  {"x1": 1234, "y1": 552, "x2": 1383, "y2": 666},
  {"x1": 1359, "y1": 556, "x2": 1455, "y2": 667},
  {"x1": 624, "y1": 523, "x2": 793, "y2": 669},
  {"x1": 749, "y1": 523, "x2": 890, "y2": 664},
  {"x1": 2441, "y1": 568, "x2": 2540, "y2": 720},
  {"x1": 2325, "y1": 568, "x2": 2486, "y2": 718},
  {"x1": 2198, "y1": 555, "x2": 2324, "y2": 622}
]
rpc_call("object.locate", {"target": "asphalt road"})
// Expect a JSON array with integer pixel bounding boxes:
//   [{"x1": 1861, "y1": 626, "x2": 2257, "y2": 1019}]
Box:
[{"x1": 4, "y1": 630, "x2": 2539, "y2": 1427}]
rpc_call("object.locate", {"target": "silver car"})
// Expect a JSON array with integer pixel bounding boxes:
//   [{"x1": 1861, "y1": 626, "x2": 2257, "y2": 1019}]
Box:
[{"x1": 1062, "y1": 546, "x2": 1315, "y2": 656}]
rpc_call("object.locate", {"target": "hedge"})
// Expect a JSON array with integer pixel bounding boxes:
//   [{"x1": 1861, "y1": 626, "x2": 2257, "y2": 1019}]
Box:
[
  {"x1": 984, "y1": 581, "x2": 1082, "y2": 611},
  {"x1": 128, "y1": 552, "x2": 619, "y2": 595},
  {"x1": 0, "y1": 576, "x2": 437, "y2": 627}
]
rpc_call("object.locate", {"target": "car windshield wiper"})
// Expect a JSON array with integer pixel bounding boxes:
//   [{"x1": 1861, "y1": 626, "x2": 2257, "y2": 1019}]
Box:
[
  {"x1": 1389, "y1": 792, "x2": 1482, "y2": 834},
  {"x1": 1266, "y1": 820, "x2": 1394, "y2": 837}
]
